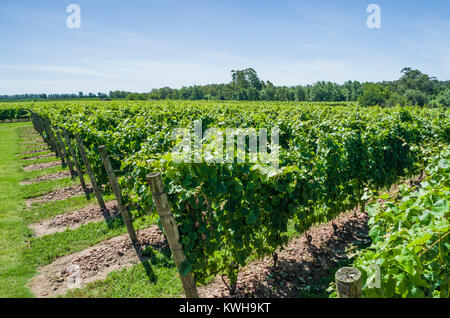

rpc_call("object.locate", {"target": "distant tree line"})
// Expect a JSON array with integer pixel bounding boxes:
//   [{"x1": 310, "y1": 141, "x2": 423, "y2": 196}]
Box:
[
  {"x1": 126, "y1": 68, "x2": 365, "y2": 103},
  {"x1": 358, "y1": 68, "x2": 450, "y2": 108},
  {"x1": 1, "y1": 67, "x2": 449, "y2": 107},
  {"x1": 124, "y1": 67, "x2": 450, "y2": 107},
  {"x1": 0, "y1": 92, "x2": 109, "y2": 101}
]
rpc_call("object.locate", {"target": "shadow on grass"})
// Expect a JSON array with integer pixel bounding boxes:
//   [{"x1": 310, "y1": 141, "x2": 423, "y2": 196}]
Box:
[{"x1": 136, "y1": 246, "x2": 174, "y2": 284}]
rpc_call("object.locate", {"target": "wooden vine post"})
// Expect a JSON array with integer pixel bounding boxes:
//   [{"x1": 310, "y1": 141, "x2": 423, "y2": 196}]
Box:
[
  {"x1": 335, "y1": 267, "x2": 362, "y2": 298},
  {"x1": 33, "y1": 114, "x2": 45, "y2": 138},
  {"x1": 98, "y1": 145, "x2": 138, "y2": 244},
  {"x1": 45, "y1": 120, "x2": 65, "y2": 164},
  {"x1": 75, "y1": 134, "x2": 106, "y2": 210},
  {"x1": 34, "y1": 114, "x2": 45, "y2": 138},
  {"x1": 40, "y1": 119, "x2": 58, "y2": 155},
  {"x1": 62, "y1": 129, "x2": 88, "y2": 194},
  {"x1": 55, "y1": 128, "x2": 76, "y2": 177},
  {"x1": 146, "y1": 172, "x2": 199, "y2": 298},
  {"x1": 52, "y1": 126, "x2": 69, "y2": 168},
  {"x1": 30, "y1": 112, "x2": 42, "y2": 136}
]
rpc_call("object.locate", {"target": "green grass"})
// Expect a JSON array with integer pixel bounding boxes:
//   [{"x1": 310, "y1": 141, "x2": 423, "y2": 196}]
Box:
[
  {"x1": 63, "y1": 248, "x2": 183, "y2": 298},
  {"x1": 21, "y1": 155, "x2": 59, "y2": 167},
  {"x1": 21, "y1": 140, "x2": 46, "y2": 147},
  {"x1": 20, "y1": 149, "x2": 52, "y2": 160},
  {"x1": 0, "y1": 122, "x2": 183, "y2": 298},
  {"x1": 21, "y1": 141, "x2": 46, "y2": 147},
  {"x1": 24, "y1": 193, "x2": 115, "y2": 224},
  {"x1": 21, "y1": 176, "x2": 84, "y2": 199},
  {"x1": 0, "y1": 122, "x2": 35, "y2": 297},
  {"x1": 0, "y1": 123, "x2": 123, "y2": 297},
  {"x1": 22, "y1": 165, "x2": 65, "y2": 181},
  {"x1": 295, "y1": 259, "x2": 352, "y2": 298},
  {"x1": 24, "y1": 214, "x2": 154, "y2": 267}
]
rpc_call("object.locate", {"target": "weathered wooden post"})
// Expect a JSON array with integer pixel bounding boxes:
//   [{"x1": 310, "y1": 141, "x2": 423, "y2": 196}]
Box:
[
  {"x1": 335, "y1": 267, "x2": 362, "y2": 298},
  {"x1": 55, "y1": 128, "x2": 75, "y2": 177},
  {"x1": 37, "y1": 116, "x2": 46, "y2": 137},
  {"x1": 44, "y1": 120, "x2": 64, "y2": 164},
  {"x1": 146, "y1": 172, "x2": 199, "y2": 298},
  {"x1": 98, "y1": 145, "x2": 138, "y2": 244},
  {"x1": 63, "y1": 129, "x2": 89, "y2": 195},
  {"x1": 30, "y1": 112, "x2": 40, "y2": 134},
  {"x1": 40, "y1": 118, "x2": 57, "y2": 153},
  {"x1": 52, "y1": 125, "x2": 67, "y2": 167},
  {"x1": 31, "y1": 113, "x2": 44, "y2": 137},
  {"x1": 75, "y1": 134, "x2": 106, "y2": 210}
]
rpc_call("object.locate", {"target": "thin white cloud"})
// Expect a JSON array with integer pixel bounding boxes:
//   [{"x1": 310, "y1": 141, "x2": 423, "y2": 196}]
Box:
[{"x1": 0, "y1": 64, "x2": 119, "y2": 79}]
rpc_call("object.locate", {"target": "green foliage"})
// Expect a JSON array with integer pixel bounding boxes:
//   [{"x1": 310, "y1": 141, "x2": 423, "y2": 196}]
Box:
[
  {"x1": 15, "y1": 100, "x2": 449, "y2": 291},
  {"x1": 430, "y1": 89, "x2": 450, "y2": 108},
  {"x1": 358, "y1": 84, "x2": 391, "y2": 107},
  {"x1": 0, "y1": 104, "x2": 30, "y2": 121},
  {"x1": 385, "y1": 92, "x2": 407, "y2": 108},
  {"x1": 404, "y1": 89, "x2": 428, "y2": 107},
  {"x1": 396, "y1": 67, "x2": 437, "y2": 96},
  {"x1": 352, "y1": 147, "x2": 450, "y2": 298}
]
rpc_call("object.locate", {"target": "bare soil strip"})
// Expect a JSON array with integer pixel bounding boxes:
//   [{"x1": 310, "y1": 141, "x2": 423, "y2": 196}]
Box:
[
  {"x1": 20, "y1": 171, "x2": 71, "y2": 186},
  {"x1": 20, "y1": 135, "x2": 40, "y2": 140},
  {"x1": 23, "y1": 153, "x2": 55, "y2": 161},
  {"x1": 24, "y1": 144, "x2": 47, "y2": 150},
  {"x1": 19, "y1": 133, "x2": 40, "y2": 138},
  {"x1": 29, "y1": 201, "x2": 120, "y2": 237},
  {"x1": 25, "y1": 184, "x2": 93, "y2": 207},
  {"x1": 196, "y1": 175, "x2": 426, "y2": 298},
  {"x1": 22, "y1": 142, "x2": 47, "y2": 148},
  {"x1": 28, "y1": 225, "x2": 167, "y2": 298},
  {"x1": 198, "y1": 210, "x2": 370, "y2": 298},
  {"x1": 20, "y1": 148, "x2": 51, "y2": 155},
  {"x1": 23, "y1": 160, "x2": 62, "y2": 172},
  {"x1": 23, "y1": 139, "x2": 45, "y2": 145}
]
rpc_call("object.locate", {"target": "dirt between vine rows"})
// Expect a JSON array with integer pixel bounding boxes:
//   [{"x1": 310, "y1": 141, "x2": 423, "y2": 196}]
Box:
[
  {"x1": 23, "y1": 160, "x2": 62, "y2": 172},
  {"x1": 19, "y1": 133, "x2": 39, "y2": 138},
  {"x1": 25, "y1": 184, "x2": 93, "y2": 207},
  {"x1": 20, "y1": 135, "x2": 41, "y2": 140},
  {"x1": 29, "y1": 201, "x2": 120, "y2": 237},
  {"x1": 20, "y1": 171, "x2": 71, "y2": 186},
  {"x1": 22, "y1": 142, "x2": 47, "y2": 149},
  {"x1": 21, "y1": 145, "x2": 50, "y2": 153},
  {"x1": 196, "y1": 174, "x2": 426, "y2": 298},
  {"x1": 23, "y1": 153, "x2": 55, "y2": 161},
  {"x1": 197, "y1": 210, "x2": 370, "y2": 298},
  {"x1": 21, "y1": 147, "x2": 51, "y2": 155},
  {"x1": 23, "y1": 139, "x2": 45, "y2": 145},
  {"x1": 28, "y1": 225, "x2": 167, "y2": 298}
]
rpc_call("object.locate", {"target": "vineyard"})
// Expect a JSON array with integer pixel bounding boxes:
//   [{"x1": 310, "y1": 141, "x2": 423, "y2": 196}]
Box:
[
  {"x1": 0, "y1": 104, "x2": 30, "y2": 122},
  {"x1": 0, "y1": 101, "x2": 448, "y2": 298}
]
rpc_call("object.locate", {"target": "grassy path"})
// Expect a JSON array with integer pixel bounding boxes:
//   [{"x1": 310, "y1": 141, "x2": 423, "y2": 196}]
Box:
[
  {"x1": 0, "y1": 122, "x2": 183, "y2": 298},
  {"x1": 0, "y1": 122, "x2": 34, "y2": 297}
]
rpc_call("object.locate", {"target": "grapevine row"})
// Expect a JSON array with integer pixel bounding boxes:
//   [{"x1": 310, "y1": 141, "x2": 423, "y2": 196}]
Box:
[{"x1": 11, "y1": 100, "x2": 450, "y2": 290}]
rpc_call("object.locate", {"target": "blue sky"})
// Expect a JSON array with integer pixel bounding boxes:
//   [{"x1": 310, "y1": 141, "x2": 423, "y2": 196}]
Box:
[{"x1": 1, "y1": 0, "x2": 449, "y2": 94}]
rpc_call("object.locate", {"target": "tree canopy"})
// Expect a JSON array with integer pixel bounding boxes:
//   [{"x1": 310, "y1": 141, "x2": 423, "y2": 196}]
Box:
[{"x1": 1, "y1": 67, "x2": 448, "y2": 107}]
